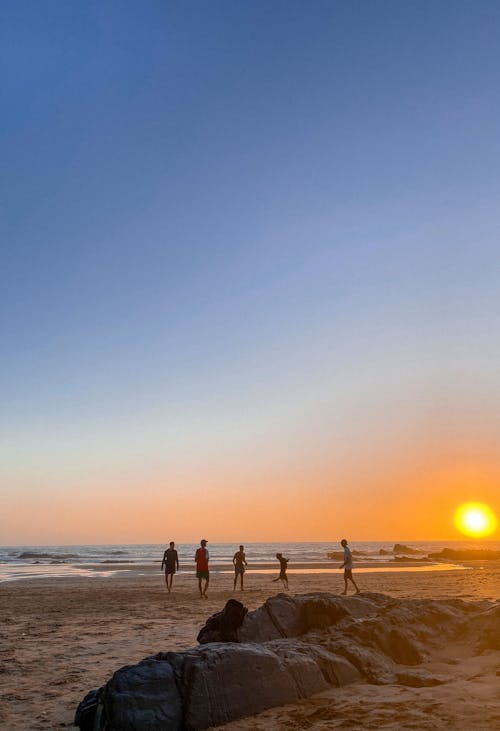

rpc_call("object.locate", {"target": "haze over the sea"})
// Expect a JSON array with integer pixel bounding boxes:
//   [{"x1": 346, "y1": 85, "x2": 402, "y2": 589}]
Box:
[{"x1": 2, "y1": 2, "x2": 500, "y2": 544}]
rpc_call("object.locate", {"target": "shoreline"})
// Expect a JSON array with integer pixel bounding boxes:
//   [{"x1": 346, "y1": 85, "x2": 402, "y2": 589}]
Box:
[
  {"x1": 3, "y1": 541, "x2": 499, "y2": 586},
  {"x1": 1, "y1": 558, "x2": 491, "y2": 584}
]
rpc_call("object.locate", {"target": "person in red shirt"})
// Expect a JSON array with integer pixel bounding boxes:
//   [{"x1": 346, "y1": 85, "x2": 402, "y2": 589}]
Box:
[{"x1": 195, "y1": 539, "x2": 209, "y2": 598}]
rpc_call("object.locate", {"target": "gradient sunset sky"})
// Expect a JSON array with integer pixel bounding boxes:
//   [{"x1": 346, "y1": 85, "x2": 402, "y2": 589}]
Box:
[{"x1": 2, "y1": 2, "x2": 500, "y2": 544}]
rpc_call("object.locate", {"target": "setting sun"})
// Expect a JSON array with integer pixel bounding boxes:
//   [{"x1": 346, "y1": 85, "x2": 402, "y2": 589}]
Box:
[{"x1": 454, "y1": 502, "x2": 498, "y2": 538}]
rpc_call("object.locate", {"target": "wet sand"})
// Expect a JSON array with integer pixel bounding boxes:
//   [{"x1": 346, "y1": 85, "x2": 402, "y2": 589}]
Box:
[{"x1": 0, "y1": 564, "x2": 499, "y2": 730}]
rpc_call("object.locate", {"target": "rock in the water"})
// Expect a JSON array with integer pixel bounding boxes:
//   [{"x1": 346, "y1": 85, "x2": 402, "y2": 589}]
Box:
[
  {"x1": 394, "y1": 555, "x2": 431, "y2": 562},
  {"x1": 76, "y1": 593, "x2": 497, "y2": 731},
  {"x1": 428, "y1": 548, "x2": 500, "y2": 561},
  {"x1": 393, "y1": 544, "x2": 422, "y2": 555}
]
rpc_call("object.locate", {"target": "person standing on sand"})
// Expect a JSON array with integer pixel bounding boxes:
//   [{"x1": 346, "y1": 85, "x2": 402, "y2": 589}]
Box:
[
  {"x1": 339, "y1": 538, "x2": 360, "y2": 595},
  {"x1": 233, "y1": 545, "x2": 248, "y2": 591},
  {"x1": 195, "y1": 539, "x2": 209, "y2": 598},
  {"x1": 161, "y1": 541, "x2": 179, "y2": 592},
  {"x1": 272, "y1": 552, "x2": 289, "y2": 590}
]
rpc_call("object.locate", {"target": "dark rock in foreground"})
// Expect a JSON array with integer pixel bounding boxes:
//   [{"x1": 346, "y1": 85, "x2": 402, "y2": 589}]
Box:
[{"x1": 76, "y1": 592, "x2": 498, "y2": 731}]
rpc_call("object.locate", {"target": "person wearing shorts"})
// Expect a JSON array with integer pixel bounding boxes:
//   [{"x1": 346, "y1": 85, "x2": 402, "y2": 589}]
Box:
[
  {"x1": 195, "y1": 539, "x2": 209, "y2": 598},
  {"x1": 272, "y1": 552, "x2": 289, "y2": 590},
  {"x1": 233, "y1": 545, "x2": 248, "y2": 591},
  {"x1": 339, "y1": 538, "x2": 360, "y2": 595},
  {"x1": 161, "y1": 541, "x2": 179, "y2": 593}
]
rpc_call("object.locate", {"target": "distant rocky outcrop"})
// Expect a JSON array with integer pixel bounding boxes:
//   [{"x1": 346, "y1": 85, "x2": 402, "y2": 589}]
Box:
[
  {"x1": 392, "y1": 544, "x2": 423, "y2": 555},
  {"x1": 393, "y1": 556, "x2": 431, "y2": 562},
  {"x1": 327, "y1": 545, "x2": 429, "y2": 560},
  {"x1": 75, "y1": 592, "x2": 498, "y2": 731},
  {"x1": 428, "y1": 548, "x2": 500, "y2": 561}
]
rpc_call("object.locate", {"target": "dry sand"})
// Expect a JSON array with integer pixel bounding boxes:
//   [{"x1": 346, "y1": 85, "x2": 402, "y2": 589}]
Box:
[{"x1": 0, "y1": 565, "x2": 499, "y2": 730}]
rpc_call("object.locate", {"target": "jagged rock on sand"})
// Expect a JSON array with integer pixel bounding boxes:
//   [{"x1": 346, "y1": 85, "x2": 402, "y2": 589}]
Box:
[{"x1": 75, "y1": 592, "x2": 499, "y2": 731}]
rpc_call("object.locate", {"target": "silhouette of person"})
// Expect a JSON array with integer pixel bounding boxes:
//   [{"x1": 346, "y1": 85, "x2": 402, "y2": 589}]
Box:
[
  {"x1": 161, "y1": 541, "x2": 179, "y2": 592},
  {"x1": 272, "y1": 552, "x2": 289, "y2": 589},
  {"x1": 233, "y1": 545, "x2": 248, "y2": 591},
  {"x1": 195, "y1": 539, "x2": 209, "y2": 598},
  {"x1": 339, "y1": 538, "x2": 360, "y2": 595}
]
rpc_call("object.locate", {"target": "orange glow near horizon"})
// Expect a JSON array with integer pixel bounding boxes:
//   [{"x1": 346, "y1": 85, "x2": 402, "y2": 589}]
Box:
[
  {"x1": 2, "y1": 419, "x2": 500, "y2": 545},
  {"x1": 2, "y1": 449, "x2": 500, "y2": 545}
]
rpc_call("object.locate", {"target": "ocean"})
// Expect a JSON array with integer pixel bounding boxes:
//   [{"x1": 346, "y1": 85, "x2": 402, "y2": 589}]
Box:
[{"x1": 1, "y1": 540, "x2": 499, "y2": 582}]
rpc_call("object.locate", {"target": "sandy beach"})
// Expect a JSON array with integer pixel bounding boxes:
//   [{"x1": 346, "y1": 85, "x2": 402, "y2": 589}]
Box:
[{"x1": 1, "y1": 564, "x2": 499, "y2": 730}]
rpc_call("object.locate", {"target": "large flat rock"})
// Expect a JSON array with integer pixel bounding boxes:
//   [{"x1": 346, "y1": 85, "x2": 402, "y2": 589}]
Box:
[{"x1": 76, "y1": 592, "x2": 497, "y2": 730}]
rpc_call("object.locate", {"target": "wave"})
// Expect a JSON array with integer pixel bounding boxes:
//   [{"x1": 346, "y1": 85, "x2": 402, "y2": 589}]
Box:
[{"x1": 18, "y1": 552, "x2": 80, "y2": 560}]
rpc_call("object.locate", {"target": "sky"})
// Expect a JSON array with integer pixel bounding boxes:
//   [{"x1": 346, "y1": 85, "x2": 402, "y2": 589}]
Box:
[{"x1": 1, "y1": 1, "x2": 500, "y2": 544}]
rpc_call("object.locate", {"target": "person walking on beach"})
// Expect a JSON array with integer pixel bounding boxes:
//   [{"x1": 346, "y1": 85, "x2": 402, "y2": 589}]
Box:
[
  {"x1": 272, "y1": 552, "x2": 289, "y2": 590},
  {"x1": 195, "y1": 539, "x2": 210, "y2": 598},
  {"x1": 161, "y1": 541, "x2": 179, "y2": 592},
  {"x1": 233, "y1": 545, "x2": 248, "y2": 591},
  {"x1": 339, "y1": 538, "x2": 360, "y2": 595}
]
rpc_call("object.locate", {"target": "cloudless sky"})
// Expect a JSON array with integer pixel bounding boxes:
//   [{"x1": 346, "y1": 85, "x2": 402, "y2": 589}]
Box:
[{"x1": 2, "y1": 1, "x2": 500, "y2": 544}]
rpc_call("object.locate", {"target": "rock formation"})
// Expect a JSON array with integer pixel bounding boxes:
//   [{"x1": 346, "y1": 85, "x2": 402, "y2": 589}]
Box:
[
  {"x1": 428, "y1": 548, "x2": 500, "y2": 561},
  {"x1": 393, "y1": 555, "x2": 431, "y2": 562},
  {"x1": 75, "y1": 592, "x2": 499, "y2": 731},
  {"x1": 392, "y1": 544, "x2": 423, "y2": 555}
]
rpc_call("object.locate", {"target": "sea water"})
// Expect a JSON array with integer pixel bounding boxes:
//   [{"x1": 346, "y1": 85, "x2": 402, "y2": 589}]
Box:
[{"x1": 0, "y1": 540, "x2": 498, "y2": 582}]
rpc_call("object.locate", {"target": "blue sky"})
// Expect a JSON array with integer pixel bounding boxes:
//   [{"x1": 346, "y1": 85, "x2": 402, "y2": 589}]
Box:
[{"x1": 2, "y1": 2, "x2": 500, "y2": 542}]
